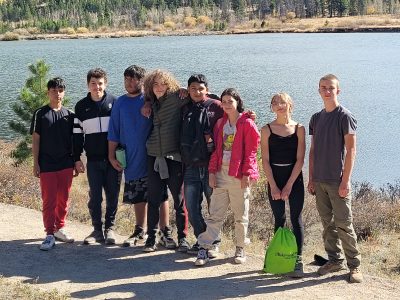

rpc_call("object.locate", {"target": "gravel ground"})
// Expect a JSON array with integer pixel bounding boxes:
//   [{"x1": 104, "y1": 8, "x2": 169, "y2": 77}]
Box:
[{"x1": 1, "y1": 203, "x2": 399, "y2": 300}]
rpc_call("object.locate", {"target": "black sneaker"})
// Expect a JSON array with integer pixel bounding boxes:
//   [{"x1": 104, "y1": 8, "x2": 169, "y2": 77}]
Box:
[
  {"x1": 177, "y1": 238, "x2": 190, "y2": 253},
  {"x1": 158, "y1": 226, "x2": 177, "y2": 249},
  {"x1": 143, "y1": 236, "x2": 157, "y2": 252},
  {"x1": 187, "y1": 242, "x2": 200, "y2": 255},
  {"x1": 123, "y1": 226, "x2": 147, "y2": 247},
  {"x1": 84, "y1": 230, "x2": 104, "y2": 245}
]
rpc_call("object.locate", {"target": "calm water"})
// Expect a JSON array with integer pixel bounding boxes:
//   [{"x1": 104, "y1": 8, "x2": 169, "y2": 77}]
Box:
[{"x1": 0, "y1": 33, "x2": 399, "y2": 185}]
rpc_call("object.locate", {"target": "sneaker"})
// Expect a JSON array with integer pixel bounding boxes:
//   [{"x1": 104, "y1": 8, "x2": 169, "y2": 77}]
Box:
[
  {"x1": 234, "y1": 246, "x2": 246, "y2": 264},
  {"x1": 158, "y1": 226, "x2": 177, "y2": 249},
  {"x1": 288, "y1": 256, "x2": 304, "y2": 278},
  {"x1": 317, "y1": 260, "x2": 346, "y2": 275},
  {"x1": 104, "y1": 228, "x2": 116, "y2": 245},
  {"x1": 122, "y1": 226, "x2": 147, "y2": 247},
  {"x1": 208, "y1": 244, "x2": 220, "y2": 259},
  {"x1": 143, "y1": 236, "x2": 157, "y2": 252},
  {"x1": 83, "y1": 230, "x2": 105, "y2": 245},
  {"x1": 54, "y1": 228, "x2": 74, "y2": 243},
  {"x1": 40, "y1": 235, "x2": 55, "y2": 251},
  {"x1": 187, "y1": 242, "x2": 200, "y2": 255},
  {"x1": 349, "y1": 267, "x2": 363, "y2": 283},
  {"x1": 177, "y1": 238, "x2": 190, "y2": 253},
  {"x1": 195, "y1": 248, "x2": 209, "y2": 266}
]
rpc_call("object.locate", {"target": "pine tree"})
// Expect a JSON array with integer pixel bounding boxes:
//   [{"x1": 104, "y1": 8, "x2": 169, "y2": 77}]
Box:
[{"x1": 9, "y1": 60, "x2": 50, "y2": 165}]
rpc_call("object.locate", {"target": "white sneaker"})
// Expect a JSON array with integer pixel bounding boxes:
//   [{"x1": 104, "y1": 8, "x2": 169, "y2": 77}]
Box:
[
  {"x1": 208, "y1": 244, "x2": 220, "y2": 259},
  {"x1": 54, "y1": 228, "x2": 74, "y2": 243},
  {"x1": 195, "y1": 249, "x2": 209, "y2": 266},
  {"x1": 234, "y1": 246, "x2": 246, "y2": 264},
  {"x1": 40, "y1": 235, "x2": 55, "y2": 251}
]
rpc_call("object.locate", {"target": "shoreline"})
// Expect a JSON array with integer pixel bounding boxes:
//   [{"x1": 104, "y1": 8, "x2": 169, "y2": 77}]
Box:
[
  {"x1": 3, "y1": 26, "x2": 400, "y2": 42},
  {"x1": 2, "y1": 15, "x2": 400, "y2": 41}
]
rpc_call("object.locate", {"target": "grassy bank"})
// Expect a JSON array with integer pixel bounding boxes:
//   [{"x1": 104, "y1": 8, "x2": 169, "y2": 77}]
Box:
[
  {"x1": 0, "y1": 276, "x2": 68, "y2": 300},
  {"x1": 1, "y1": 139, "x2": 399, "y2": 287},
  {"x1": 1, "y1": 15, "x2": 400, "y2": 41}
]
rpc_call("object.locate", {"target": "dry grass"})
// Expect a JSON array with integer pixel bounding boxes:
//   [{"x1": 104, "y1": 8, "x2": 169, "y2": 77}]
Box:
[
  {"x1": 1, "y1": 31, "x2": 20, "y2": 41},
  {"x1": 0, "y1": 276, "x2": 68, "y2": 300},
  {"x1": 1, "y1": 140, "x2": 400, "y2": 281}
]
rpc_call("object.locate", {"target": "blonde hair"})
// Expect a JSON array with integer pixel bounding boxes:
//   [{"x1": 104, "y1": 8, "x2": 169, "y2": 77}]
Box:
[
  {"x1": 143, "y1": 69, "x2": 180, "y2": 102},
  {"x1": 319, "y1": 74, "x2": 340, "y2": 89},
  {"x1": 270, "y1": 92, "x2": 294, "y2": 115}
]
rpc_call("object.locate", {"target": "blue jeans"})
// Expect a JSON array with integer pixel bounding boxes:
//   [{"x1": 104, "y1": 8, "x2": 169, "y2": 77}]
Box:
[{"x1": 184, "y1": 166, "x2": 212, "y2": 238}]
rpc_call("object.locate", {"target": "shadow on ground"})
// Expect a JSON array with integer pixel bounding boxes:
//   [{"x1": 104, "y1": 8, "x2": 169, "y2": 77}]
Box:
[{"x1": 0, "y1": 238, "x2": 349, "y2": 299}]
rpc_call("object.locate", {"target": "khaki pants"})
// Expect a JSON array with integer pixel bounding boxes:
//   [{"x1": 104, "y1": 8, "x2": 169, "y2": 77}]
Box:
[
  {"x1": 314, "y1": 182, "x2": 361, "y2": 268},
  {"x1": 198, "y1": 165, "x2": 250, "y2": 249}
]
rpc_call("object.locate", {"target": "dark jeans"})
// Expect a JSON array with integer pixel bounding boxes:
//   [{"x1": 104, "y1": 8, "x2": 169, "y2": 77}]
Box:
[
  {"x1": 147, "y1": 156, "x2": 188, "y2": 240},
  {"x1": 268, "y1": 165, "x2": 304, "y2": 255},
  {"x1": 184, "y1": 166, "x2": 212, "y2": 238},
  {"x1": 87, "y1": 160, "x2": 121, "y2": 231}
]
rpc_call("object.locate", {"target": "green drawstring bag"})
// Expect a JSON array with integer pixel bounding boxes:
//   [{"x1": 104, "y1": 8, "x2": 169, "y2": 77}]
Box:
[{"x1": 263, "y1": 227, "x2": 298, "y2": 274}]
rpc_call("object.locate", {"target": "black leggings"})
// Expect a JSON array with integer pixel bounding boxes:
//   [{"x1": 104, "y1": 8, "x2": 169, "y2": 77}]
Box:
[
  {"x1": 267, "y1": 164, "x2": 304, "y2": 255},
  {"x1": 147, "y1": 156, "x2": 188, "y2": 240}
]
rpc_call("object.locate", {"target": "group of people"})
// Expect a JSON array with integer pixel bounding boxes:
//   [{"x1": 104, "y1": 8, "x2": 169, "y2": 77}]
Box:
[{"x1": 30, "y1": 67, "x2": 363, "y2": 283}]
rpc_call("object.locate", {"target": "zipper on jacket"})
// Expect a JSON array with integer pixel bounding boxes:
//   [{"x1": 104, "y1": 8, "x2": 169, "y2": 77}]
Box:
[{"x1": 97, "y1": 95, "x2": 106, "y2": 132}]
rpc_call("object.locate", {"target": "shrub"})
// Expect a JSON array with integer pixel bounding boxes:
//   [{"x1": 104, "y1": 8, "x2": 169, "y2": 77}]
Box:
[
  {"x1": 144, "y1": 21, "x2": 153, "y2": 29},
  {"x1": 163, "y1": 21, "x2": 176, "y2": 30},
  {"x1": 184, "y1": 16, "x2": 197, "y2": 28},
  {"x1": 97, "y1": 26, "x2": 110, "y2": 33},
  {"x1": 286, "y1": 11, "x2": 296, "y2": 20},
  {"x1": 26, "y1": 27, "x2": 40, "y2": 34},
  {"x1": 197, "y1": 15, "x2": 213, "y2": 26},
  {"x1": 366, "y1": 6, "x2": 376, "y2": 15},
  {"x1": 59, "y1": 27, "x2": 76, "y2": 35},
  {"x1": 76, "y1": 27, "x2": 89, "y2": 34},
  {"x1": 13, "y1": 28, "x2": 30, "y2": 35},
  {"x1": 352, "y1": 181, "x2": 400, "y2": 240},
  {"x1": 261, "y1": 20, "x2": 267, "y2": 28},
  {"x1": 2, "y1": 32, "x2": 20, "y2": 41}
]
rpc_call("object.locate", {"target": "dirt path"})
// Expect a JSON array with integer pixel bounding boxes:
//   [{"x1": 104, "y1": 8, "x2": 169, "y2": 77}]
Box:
[{"x1": 0, "y1": 203, "x2": 399, "y2": 299}]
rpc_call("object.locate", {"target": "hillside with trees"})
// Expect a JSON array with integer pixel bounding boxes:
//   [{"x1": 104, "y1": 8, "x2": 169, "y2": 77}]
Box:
[{"x1": 1, "y1": 0, "x2": 400, "y2": 34}]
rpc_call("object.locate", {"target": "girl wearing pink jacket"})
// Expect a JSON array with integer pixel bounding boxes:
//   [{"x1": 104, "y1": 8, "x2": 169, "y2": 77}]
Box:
[{"x1": 195, "y1": 88, "x2": 260, "y2": 266}]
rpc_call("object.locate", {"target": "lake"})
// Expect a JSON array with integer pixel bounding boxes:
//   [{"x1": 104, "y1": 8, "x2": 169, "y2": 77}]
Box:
[{"x1": 0, "y1": 33, "x2": 399, "y2": 185}]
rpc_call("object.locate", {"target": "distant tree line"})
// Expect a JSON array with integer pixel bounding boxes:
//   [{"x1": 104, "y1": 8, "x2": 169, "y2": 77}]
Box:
[{"x1": 1, "y1": 0, "x2": 399, "y2": 33}]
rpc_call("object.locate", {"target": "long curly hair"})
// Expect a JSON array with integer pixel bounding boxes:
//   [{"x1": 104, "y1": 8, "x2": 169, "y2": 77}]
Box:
[{"x1": 143, "y1": 69, "x2": 180, "y2": 103}]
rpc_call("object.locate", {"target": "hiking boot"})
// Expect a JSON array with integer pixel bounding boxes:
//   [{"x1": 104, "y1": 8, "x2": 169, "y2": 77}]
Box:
[
  {"x1": 234, "y1": 246, "x2": 246, "y2": 264},
  {"x1": 208, "y1": 243, "x2": 220, "y2": 259},
  {"x1": 158, "y1": 226, "x2": 177, "y2": 249},
  {"x1": 122, "y1": 226, "x2": 147, "y2": 247},
  {"x1": 104, "y1": 228, "x2": 116, "y2": 245},
  {"x1": 317, "y1": 260, "x2": 346, "y2": 275},
  {"x1": 177, "y1": 238, "x2": 190, "y2": 253},
  {"x1": 288, "y1": 256, "x2": 304, "y2": 278},
  {"x1": 143, "y1": 236, "x2": 157, "y2": 253},
  {"x1": 54, "y1": 228, "x2": 74, "y2": 243},
  {"x1": 40, "y1": 235, "x2": 55, "y2": 251},
  {"x1": 195, "y1": 248, "x2": 209, "y2": 266},
  {"x1": 187, "y1": 242, "x2": 200, "y2": 255},
  {"x1": 83, "y1": 230, "x2": 105, "y2": 245},
  {"x1": 349, "y1": 267, "x2": 363, "y2": 283}
]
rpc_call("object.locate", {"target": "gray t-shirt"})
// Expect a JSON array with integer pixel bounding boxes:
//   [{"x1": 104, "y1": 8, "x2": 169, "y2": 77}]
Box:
[{"x1": 309, "y1": 105, "x2": 357, "y2": 183}]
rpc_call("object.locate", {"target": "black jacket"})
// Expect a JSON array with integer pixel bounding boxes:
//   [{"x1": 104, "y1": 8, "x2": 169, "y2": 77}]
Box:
[{"x1": 73, "y1": 92, "x2": 116, "y2": 162}]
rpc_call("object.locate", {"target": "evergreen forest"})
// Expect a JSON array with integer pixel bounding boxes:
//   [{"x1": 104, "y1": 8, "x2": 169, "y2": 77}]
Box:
[{"x1": 1, "y1": 0, "x2": 399, "y2": 33}]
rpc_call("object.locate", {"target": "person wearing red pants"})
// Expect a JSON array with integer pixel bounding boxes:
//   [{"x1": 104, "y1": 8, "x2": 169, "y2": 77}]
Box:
[{"x1": 31, "y1": 77, "x2": 78, "y2": 251}]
